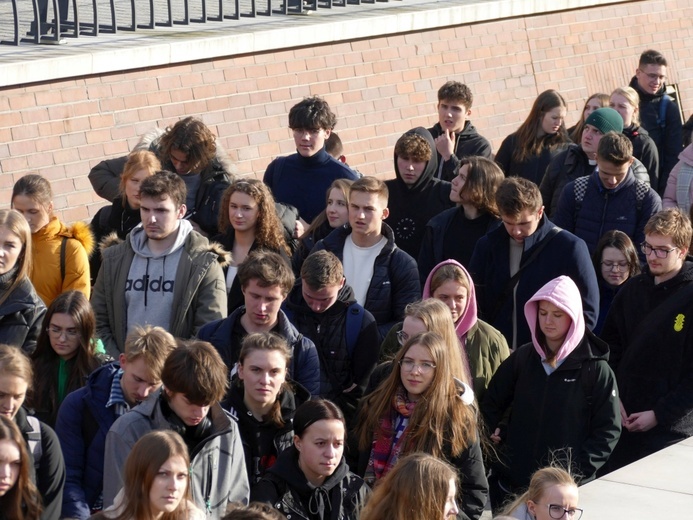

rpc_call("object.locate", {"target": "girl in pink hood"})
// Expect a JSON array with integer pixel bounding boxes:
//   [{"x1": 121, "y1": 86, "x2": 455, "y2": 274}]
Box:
[
  {"x1": 481, "y1": 275, "x2": 621, "y2": 512},
  {"x1": 423, "y1": 259, "x2": 509, "y2": 401}
]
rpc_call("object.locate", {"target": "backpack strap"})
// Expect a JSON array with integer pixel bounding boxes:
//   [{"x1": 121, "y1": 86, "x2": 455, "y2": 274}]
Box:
[
  {"x1": 633, "y1": 180, "x2": 649, "y2": 214},
  {"x1": 657, "y1": 95, "x2": 671, "y2": 129},
  {"x1": 572, "y1": 176, "x2": 590, "y2": 227},
  {"x1": 60, "y1": 236, "x2": 68, "y2": 283},
  {"x1": 25, "y1": 415, "x2": 43, "y2": 473},
  {"x1": 345, "y1": 303, "x2": 365, "y2": 357}
]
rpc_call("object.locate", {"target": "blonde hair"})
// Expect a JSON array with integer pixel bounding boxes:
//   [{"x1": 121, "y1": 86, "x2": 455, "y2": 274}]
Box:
[
  {"x1": 119, "y1": 150, "x2": 162, "y2": 202},
  {"x1": 0, "y1": 210, "x2": 32, "y2": 307},
  {"x1": 610, "y1": 87, "x2": 641, "y2": 126},
  {"x1": 500, "y1": 466, "x2": 577, "y2": 517}
]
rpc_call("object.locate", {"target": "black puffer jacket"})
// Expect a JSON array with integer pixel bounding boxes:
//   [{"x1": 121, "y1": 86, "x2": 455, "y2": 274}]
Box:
[
  {"x1": 495, "y1": 132, "x2": 570, "y2": 186},
  {"x1": 225, "y1": 380, "x2": 310, "y2": 485},
  {"x1": 311, "y1": 223, "x2": 420, "y2": 341},
  {"x1": 428, "y1": 121, "x2": 493, "y2": 181},
  {"x1": 0, "y1": 273, "x2": 46, "y2": 355},
  {"x1": 623, "y1": 123, "x2": 660, "y2": 187},
  {"x1": 251, "y1": 446, "x2": 369, "y2": 520}
]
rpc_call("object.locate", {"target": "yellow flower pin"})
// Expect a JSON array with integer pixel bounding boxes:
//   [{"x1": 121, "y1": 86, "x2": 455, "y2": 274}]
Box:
[{"x1": 674, "y1": 314, "x2": 685, "y2": 332}]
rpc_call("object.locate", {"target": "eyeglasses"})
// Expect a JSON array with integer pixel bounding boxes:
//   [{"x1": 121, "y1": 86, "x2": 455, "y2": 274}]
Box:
[
  {"x1": 540, "y1": 503, "x2": 583, "y2": 520},
  {"x1": 601, "y1": 261, "x2": 629, "y2": 272},
  {"x1": 46, "y1": 326, "x2": 79, "y2": 339},
  {"x1": 398, "y1": 359, "x2": 436, "y2": 374},
  {"x1": 638, "y1": 69, "x2": 666, "y2": 82},
  {"x1": 396, "y1": 330, "x2": 409, "y2": 346},
  {"x1": 640, "y1": 242, "x2": 678, "y2": 259}
]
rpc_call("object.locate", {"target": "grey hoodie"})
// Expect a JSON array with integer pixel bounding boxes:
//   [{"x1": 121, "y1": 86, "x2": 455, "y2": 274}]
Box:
[{"x1": 125, "y1": 220, "x2": 193, "y2": 333}]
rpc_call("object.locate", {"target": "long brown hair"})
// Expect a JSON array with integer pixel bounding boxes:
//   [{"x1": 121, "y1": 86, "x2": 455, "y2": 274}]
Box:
[
  {"x1": 301, "y1": 178, "x2": 353, "y2": 239},
  {"x1": 112, "y1": 430, "x2": 193, "y2": 520},
  {"x1": 119, "y1": 150, "x2": 161, "y2": 203},
  {"x1": 0, "y1": 210, "x2": 32, "y2": 307},
  {"x1": 569, "y1": 93, "x2": 610, "y2": 142},
  {"x1": 513, "y1": 90, "x2": 570, "y2": 163},
  {"x1": 357, "y1": 332, "x2": 477, "y2": 458},
  {"x1": 360, "y1": 452, "x2": 457, "y2": 520},
  {"x1": 218, "y1": 179, "x2": 289, "y2": 254},
  {"x1": 29, "y1": 291, "x2": 102, "y2": 422},
  {"x1": 457, "y1": 157, "x2": 503, "y2": 216},
  {"x1": 0, "y1": 415, "x2": 43, "y2": 520}
]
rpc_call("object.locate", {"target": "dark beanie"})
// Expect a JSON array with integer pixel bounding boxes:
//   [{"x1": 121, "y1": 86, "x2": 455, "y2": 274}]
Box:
[{"x1": 585, "y1": 107, "x2": 624, "y2": 134}]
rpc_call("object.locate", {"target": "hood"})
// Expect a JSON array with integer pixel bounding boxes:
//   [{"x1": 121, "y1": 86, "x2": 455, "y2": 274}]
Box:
[
  {"x1": 268, "y1": 445, "x2": 349, "y2": 494},
  {"x1": 60, "y1": 220, "x2": 95, "y2": 256},
  {"x1": 524, "y1": 275, "x2": 585, "y2": 365},
  {"x1": 678, "y1": 143, "x2": 693, "y2": 166},
  {"x1": 393, "y1": 127, "x2": 438, "y2": 192},
  {"x1": 422, "y1": 259, "x2": 477, "y2": 340},
  {"x1": 128, "y1": 219, "x2": 193, "y2": 258}
]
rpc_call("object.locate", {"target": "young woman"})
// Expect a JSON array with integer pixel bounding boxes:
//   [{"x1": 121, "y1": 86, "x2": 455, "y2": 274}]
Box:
[
  {"x1": 90, "y1": 150, "x2": 162, "y2": 283},
  {"x1": 292, "y1": 179, "x2": 352, "y2": 275},
  {"x1": 28, "y1": 291, "x2": 110, "y2": 427},
  {"x1": 495, "y1": 90, "x2": 571, "y2": 185},
  {"x1": 11, "y1": 174, "x2": 93, "y2": 306},
  {"x1": 93, "y1": 430, "x2": 203, "y2": 520},
  {"x1": 0, "y1": 210, "x2": 45, "y2": 355},
  {"x1": 215, "y1": 179, "x2": 290, "y2": 313},
  {"x1": 500, "y1": 466, "x2": 581, "y2": 520},
  {"x1": 423, "y1": 260, "x2": 510, "y2": 402},
  {"x1": 591, "y1": 231, "x2": 641, "y2": 335},
  {"x1": 418, "y1": 157, "x2": 503, "y2": 277},
  {"x1": 0, "y1": 415, "x2": 43, "y2": 520},
  {"x1": 610, "y1": 87, "x2": 660, "y2": 186},
  {"x1": 663, "y1": 143, "x2": 693, "y2": 213},
  {"x1": 0, "y1": 344, "x2": 65, "y2": 520},
  {"x1": 223, "y1": 332, "x2": 310, "y2": 485},
  {"x1": 251, "y1": 400, "x2": 369, "y2": 520},
  {"x1": 567, "y1": 93, "x2": 609, "y2": 142},
  {"x1": 481, "y1": 276, "x2": 620, "y2": 510},
  {"x1": 357, "y1": 332, "x2": 488, "y2": 520},
  {"x1": 359, "y1": 452, "x2": 459, "y2": 520}
]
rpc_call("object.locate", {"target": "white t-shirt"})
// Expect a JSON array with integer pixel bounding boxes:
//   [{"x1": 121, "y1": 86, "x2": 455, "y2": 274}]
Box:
[{"x1": 343, "y1": 235, "x2": 388, "y2": 306}]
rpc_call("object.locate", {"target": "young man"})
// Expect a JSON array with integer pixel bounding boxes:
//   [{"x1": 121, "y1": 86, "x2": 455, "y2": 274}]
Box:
[
  {"x1": 91, "y1": 170, "x2": 228, "y2": 356},
  {"x1": 469, "y1": 177, "x2": 599, "y2": 349},
  {"x1": 197, "y1": 250, "x2": 320, "y2": 396},
  {"x1": 103, "y1": 340, "x2": 249, "y2": 517},
  {"x1": 540, "y1": 107, "x2": 651, "y2": 216},
  {"x1": 312, "y1": 176, "x2": 420, "y2": 340},
  {"x1": 283, "y1": 250, "x2": 380, "y2": 417},
  {"x1": 553, "y1": 132, "x2": 661, "y2": 257},
  {"x1": 427, "y1": 81, "x2": 493, "y2": 181},
  {"x1": 88, "y1": 116, "x2": 233, "y2": 236},
  {"x1": 602, "y1": 208, "x2": 693, "y2": 470},
  {"x1": 55, "y1": 326, "x2": 177, "y2": 519},
  {"x1": 629, "y1": 49, "x2": 683, "y2": 193},
  {"x1": 384, "y1": 127, "x2": 454, "y2": 258},
  {"x1": 263, "y1": 96, "x2": 359, "y2": 224}
]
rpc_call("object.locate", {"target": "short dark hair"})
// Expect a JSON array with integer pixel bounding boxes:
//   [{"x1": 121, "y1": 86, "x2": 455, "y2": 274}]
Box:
[
  {"x1": 293, "y1": 399, "x2": 345, "y2": 438},
  {"x1": 161, "y1": 340, "x2": 228, "y2": 405},
  {"x1": 496, "y1": 177, "x2": 543, "y2": 216},
  {"x1": 597, "y1": 132, "x2": 633, "y2": 166},
  {"x1": 437, "y1": 81, "x2": 473, "y2": 108},
  {"x1": 325, "y1": 132, "x2": 344, "y2": 158},
  {"x1": 301, "y1": 250, "x2": 344, "y2": 289},
  {"x1": 139, "y1": 170, "x2": 187, "y2": 208},
  {"x1": 158, "y1": 116, "x2": 217, "y2": 174},
  {"x1": 639, "y1": 49, "x2": 668, "y2": 68},
  {"x1": 237, "y1": 250, "x2": 295, "y2": 296},
  {"x1": 288, "y1": 96, "x2": 337, "y2": 130},
  {"x1": 394, "y1": 133, "x2": 432, "y2": 163}
]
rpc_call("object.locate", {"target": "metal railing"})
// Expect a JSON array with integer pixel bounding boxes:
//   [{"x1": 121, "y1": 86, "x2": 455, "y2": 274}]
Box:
[{"x1": 1, "y1": 0, "x2": 400, "y2": 45}]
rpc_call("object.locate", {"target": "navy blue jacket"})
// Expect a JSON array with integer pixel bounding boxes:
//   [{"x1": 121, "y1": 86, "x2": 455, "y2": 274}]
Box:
[
  {"x1": 311, "y1": 223, "x2": 420, "y2": 341},
  {"x1": 55, "y1": 362, "x2": 120, "y2": 519},
  {"x1": 468, "y1": 215, "x2": 599, "y2": 347},
  {"x1": 552, "y1": 170, "x2": 661, "y2": 257},
  {"x1": 197, "y1": 307, "x2": 320, "y2": 396}
]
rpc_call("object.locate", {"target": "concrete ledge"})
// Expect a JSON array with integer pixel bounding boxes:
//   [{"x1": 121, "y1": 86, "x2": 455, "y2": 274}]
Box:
[{"x1": 0, "y1": 0, "x2": 634, "y2": 87}]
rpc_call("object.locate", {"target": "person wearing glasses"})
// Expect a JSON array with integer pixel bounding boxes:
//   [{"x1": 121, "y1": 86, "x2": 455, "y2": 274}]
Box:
[
  {"x1": 590, "y1": 231, "x2": 641, "y2": 335},
  {"x1": 27, "y1": 291, "x2": 110, "y2": 428},
  {"x1": 355, "y1": 331, "x2": 488, "y2": 520},
  {"x1": 500, "y1": 466, "x2": 582, "y2": 520},
  {"x1": 602, "y1": 208, "x2": 693, "y2": 471},
  {"x1": 482, "y1": 276, "x2": 620, "y2": 512},
  {"x1": 553, "y1": 132, "x2": 661, "y2": 262},
  {"x1": 629, "y1": 49, "x2": 683, "y2": 193}
]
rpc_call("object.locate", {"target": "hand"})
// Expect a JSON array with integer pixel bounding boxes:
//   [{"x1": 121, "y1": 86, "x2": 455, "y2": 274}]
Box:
[
  {"x1": 434, "y1": 128, "x2": 455, "y2": 162},
  {"x1": 490, "y1": 427, "x2": 502, "y2": 445},
  {"x1": 619, "y1": 398, "x2": 628, "y2": 425},
  {"x1": 624, "y1": 410, "x2": 658, "y2": 432},
  {"x1": 294, "y1": 218, "x2": 307, "y2": 238}
]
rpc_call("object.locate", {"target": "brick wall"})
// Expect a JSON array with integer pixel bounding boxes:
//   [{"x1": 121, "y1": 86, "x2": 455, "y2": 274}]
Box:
[{"x1": 1, "y1": 0, "x2": 692, "y2": 222}]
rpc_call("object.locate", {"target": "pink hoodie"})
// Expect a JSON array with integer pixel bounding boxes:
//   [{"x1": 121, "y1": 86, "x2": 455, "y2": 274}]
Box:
[
  {"x1": 422, "y1": 259, "x2": 478, "y2": 344},
  {"x1": 524, "y1": 275, "x2": 585, "y2": 366}
]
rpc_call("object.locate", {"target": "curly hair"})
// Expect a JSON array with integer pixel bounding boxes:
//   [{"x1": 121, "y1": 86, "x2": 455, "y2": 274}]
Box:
[
  {"x1": 395, "y1": 133, "x2": 432, "y2": 163},
  {"x1": 158, "y1": 116, "x2": 217, "y2": 174},
  {"x1": 437, "y1": 81, "x2": 474, "y2": 108},
  {"x1": 218, "y1": 179, "x2": 289, "y2": 255}
]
